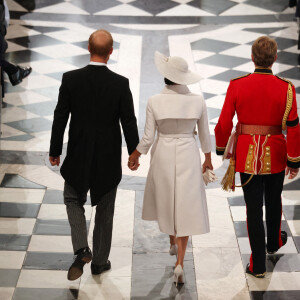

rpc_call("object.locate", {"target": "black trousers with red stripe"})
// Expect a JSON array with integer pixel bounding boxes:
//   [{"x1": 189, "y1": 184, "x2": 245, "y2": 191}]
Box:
[{"x1": 240, "y1": 171, "x2": 285, "y2": 274}]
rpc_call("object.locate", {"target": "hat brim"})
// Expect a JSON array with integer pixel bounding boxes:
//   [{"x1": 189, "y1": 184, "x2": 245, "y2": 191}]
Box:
[{"x1": 155, "y1": 51, "x2": 201, "y2": 85}]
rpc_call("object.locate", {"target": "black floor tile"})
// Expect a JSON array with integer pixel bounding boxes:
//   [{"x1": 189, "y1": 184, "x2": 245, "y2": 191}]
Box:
[
  {"x1": 23, "y1": 25, "x2": 67, "y2": 34},
  {"x1": 283, "y1": 178, "x2": 300, "y2": 191},
  {"x1": 24, "y1": 252, "x2": 73, "y2": 270},
  {"x1": 0, "y1": 234, "x2": 30, "y2": 251},
  {"x1": 0, "y1": 134, "x2": 34, "y2": 141},
  {"x1": 203, "y1": 92, "x2": 216, "y2": 100},
  {"x1": 8, "y1": 35, "x2": 64, "y2": 48},
  {"x1": 6, "y1": 117, "x2": 53, "y2": 133},
  {"x1": 5, "y1": 50, "x2": 51, "y2": 64},
  {"x1": 189, "y1": 0, "x2": 237, "y2": 15},
  {"x1": 33, "y1": 86, "x2": 59, "y2": 100},
  {"x1": 243, "y1": 27, "x2": 288, "y2": 35},
  {"x1": 34, "y1": 219, "x2": 90, "y2": 236},
  {"x1": 20, "y1": 101, "x2": 57, "y2": 116},
  {"x1": 294, "y1": 236, "x2": 300, "y2": 252},
  {"x1": 276, "y1": 51, "x2": 299, "y2": 66},
  {"x1": 34, "y1": 219, "x2": 71, "y2": 235},
  {"x1": 46, "y1": 72, "x2": 64, "y2": 81},
  {"x1": 191, "y1": 38, "x2": 238, "y2": 53},
  {"x1": 277, "y1": 67, "x2": 300, "y2": 81},
  {"x1": 0, "y1": 202, "x2": 40, "y2": 218},
  {"x1": 0, "y1": 269, "x2": 20, "y2": 287},
  {"x1": 13, "y1": 288, "x2": 78, "y2": 300},
  {"x1": 130, "y1": 0, "x2": 178, "y2": 15},
  {"x1": 245, "y1": 0, "x2": 289, "y2": 13},
  {"x1": 0, "y1": 150, "x2": 46, "y2": 165},
  {"x1": 0, "y1": 174, "x2": 46, "y2": 189},
  {"x1": 234, "y1": 221, "x2": 292, "y2": 238},
  {"x1": 197, "y1": 54, "x2": 249, "y2": 68},
  {"x1": 72, "y1": 0, "x2": 120, "y2": 14},
  {"x1": 210, "y1": 70, "x2": 249, "y2": 82},
  {"x1": 250, "y1": 290, "x2": 300, "y2": 300},
  {"x1": 14, "y1": 0, "x2": 62, "y2": 11},
  {"x1": 42, "y1": 189, "x2": 91, "y2": 205},
  {"x1": 271, "y1": 36, "x2": 298, "y2": 51},
  {"x1": 283, "y1": 205, "x2": 300, "y2": 220},
  {"x1": 207, "y1": 107, "x2": 221, "y2": 120},
  {"x1": 228, "y1": 196, "x2": 245, "y2": 206},
  {"x1": 131, "y1": 253, "x2": 197, "y2": 299},
  {"x1": 60, "y1": 54, "x2": 90, "y2": 68}
]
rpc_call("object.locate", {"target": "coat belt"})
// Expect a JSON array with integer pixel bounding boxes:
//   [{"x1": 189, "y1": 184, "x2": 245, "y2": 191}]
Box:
[
  {"x1": 158, "y1": 132, "x2": 195, "y2": 138},
  {"x1": 236, "y1": 123, "x2": 282, "y2": 136}
]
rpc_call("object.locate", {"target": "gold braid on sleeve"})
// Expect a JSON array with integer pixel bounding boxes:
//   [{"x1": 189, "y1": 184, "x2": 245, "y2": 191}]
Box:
[{"x1": 282, "y1": 84, "x2": 293, "y2": 131}]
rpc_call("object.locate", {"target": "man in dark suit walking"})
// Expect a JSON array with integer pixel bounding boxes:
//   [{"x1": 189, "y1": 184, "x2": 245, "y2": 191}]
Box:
[{"x1": 49, "y1": 29, "x2": 139, "y2": 281}]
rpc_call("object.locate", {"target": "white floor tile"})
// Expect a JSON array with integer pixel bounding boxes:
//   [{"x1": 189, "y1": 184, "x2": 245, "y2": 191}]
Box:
[
  {"x1": 38, "y1": 203, "x2": 92, "y2": 220},
  {"x1": 78, "y1": 276, "x2": 131, "y2": 300},
  {"x1": 4, "y1": 91, "x2": 52, "y2": 106},
  {"x1": 32, "y1": 44, "x2": 88, "y2": 58},
  {"x1": 19, "y1": 75, "x2": 61, "y2": 90},
  {"x1": 0, "y1": 288, "x2": 15, "y2": 300},
  {"x1": 0, "y1": 188, "x2": 45, "y2": 204},
  {"x1": 17, "y1": 269, "x2": 80, "y2": 288},
  {"x1": 0, "y1": 251, "x2": 26, "y2": 269},
  {"x1": 22, "y1": 59, "x2": 76, "y2": 74},
  {"x1": 238, "y1": 237, "x2": 298, "y2": 254},
  {"x1": 287, "y1": 220, "x2": 300, "y2": 236},
  {"x1": 247, "y1": 272, "x2": 300, "y2": 291},
  {"x1": 1, "y1": 106, "x2": 40, "y2": 123},
  {"x1": 0, "y1": 218, "x2": 36, "y2": 235},
  {"x1": 28, "y1": 235, "x2": 73, "y2": 252}
]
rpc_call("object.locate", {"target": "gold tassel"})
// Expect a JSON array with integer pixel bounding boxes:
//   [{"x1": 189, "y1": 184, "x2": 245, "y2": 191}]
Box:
[{"x1": 221, "y1": 158, "x2": 236, "y2": 192}]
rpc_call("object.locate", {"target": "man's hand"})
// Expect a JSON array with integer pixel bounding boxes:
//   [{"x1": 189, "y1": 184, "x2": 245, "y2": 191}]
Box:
[
  {"x1": 49, "y1": 156, "x2": 60, "y2": 166},
  {"x1": 285, "y1": 167, "x2": 299, "y2": 179},
  {"x1": 202, "y1": 159, "x2": 213, "y2": 174},
  {"x1": 128, "y1": 149, "x2": 141, "y2": 171}
]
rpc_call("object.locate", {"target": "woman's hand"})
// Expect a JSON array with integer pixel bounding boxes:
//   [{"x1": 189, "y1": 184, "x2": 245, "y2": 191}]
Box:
[
  {"x1": 128, "y1": 149, "x2": 141, "y2": 171},
  {"x1": 202, "y1": 152, "x2": 213, "y2": 173}
]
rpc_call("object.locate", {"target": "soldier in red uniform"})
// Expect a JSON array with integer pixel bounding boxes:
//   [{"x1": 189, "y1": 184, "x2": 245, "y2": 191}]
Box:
[{"x1": 215, "y1": 36, "x2": 300, "y2": 278}]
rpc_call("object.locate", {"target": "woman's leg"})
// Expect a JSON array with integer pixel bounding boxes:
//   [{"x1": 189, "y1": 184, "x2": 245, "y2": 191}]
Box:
[
  {"x1": 169, "y1": 235, "x2": 176, "y2": 247},
  {"x1": 176, "y1": 236, "x2": 189, "y2": 267}
]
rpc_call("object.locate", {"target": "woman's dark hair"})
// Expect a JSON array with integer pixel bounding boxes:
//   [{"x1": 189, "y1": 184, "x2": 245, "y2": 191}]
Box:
[{"x1": 164, "y1": 78, "x2": 177, "y2": 85}]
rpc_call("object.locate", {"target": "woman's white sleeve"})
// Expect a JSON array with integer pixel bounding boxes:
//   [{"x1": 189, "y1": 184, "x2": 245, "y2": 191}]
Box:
[
  {"x1": 197, "y1": 100, "x2": 212, "y2": 153},
  {"x1": 136, "y1": 99, "x2": 156, "y2": 155}
]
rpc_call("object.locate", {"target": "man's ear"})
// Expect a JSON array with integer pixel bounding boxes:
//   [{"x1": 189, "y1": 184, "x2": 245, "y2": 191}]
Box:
[
  {"x1": 109, "y1": 47, "x2": 113, "y2": 55},
  {"x1": 251, "y1": 54, "x2": 254, "y2": 62},
  {"x1": 88, "y1": 44, "x2": 91, "y2": 53},
  {"x1": 274, "y1": 54, "x2": 278, "y2": 63}
]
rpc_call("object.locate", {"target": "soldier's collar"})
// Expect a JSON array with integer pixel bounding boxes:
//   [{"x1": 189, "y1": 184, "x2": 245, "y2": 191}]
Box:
[{"x1": 254, "y1": 68, "x2": 273, "y2": 75}]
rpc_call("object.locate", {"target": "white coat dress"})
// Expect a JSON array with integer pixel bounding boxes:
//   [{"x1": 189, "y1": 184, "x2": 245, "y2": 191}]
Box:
[{"x1": 136, "y1": 84, "x2": 212, "y2": 237}]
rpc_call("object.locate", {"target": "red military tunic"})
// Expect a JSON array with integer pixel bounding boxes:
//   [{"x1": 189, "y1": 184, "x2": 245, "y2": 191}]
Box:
[{"x1": 215, "y1": 68, "x2": 300, "y2": 174}]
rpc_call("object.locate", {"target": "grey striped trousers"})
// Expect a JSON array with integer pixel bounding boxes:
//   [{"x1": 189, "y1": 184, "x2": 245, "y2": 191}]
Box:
[{"x1": 64, "y1": 182, "x2": 117, "y2": 265}]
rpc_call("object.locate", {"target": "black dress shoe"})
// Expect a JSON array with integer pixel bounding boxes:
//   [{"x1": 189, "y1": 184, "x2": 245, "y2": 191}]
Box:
[
  {"x1": 67, "y1": 247, "x2": 92, "y2": 281},
  {"x1": 91, "y1": 260, "x2": 111, "y2": 275},
  {"x1": 267, "y1": 231, "x2": 287, "y2": 254},
  {"x1": 8, "y1": 66, "x2": 32, "y2": 86},
  {"x1": 246, "y1": 263, "x2": 266, "y2": 278}
]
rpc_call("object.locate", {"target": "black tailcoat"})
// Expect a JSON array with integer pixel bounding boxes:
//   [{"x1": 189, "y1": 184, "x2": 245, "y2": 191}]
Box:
[{"x1": 50, "y1": 65, "x2": 139, "y2": 205}]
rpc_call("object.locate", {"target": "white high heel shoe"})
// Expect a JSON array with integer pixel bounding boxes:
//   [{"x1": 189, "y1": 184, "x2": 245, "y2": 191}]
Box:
[
  {"x1": 169, "y1": 244, "x2": 178, "y2": 256},
  {"x1": 174, "y1": 264, "x2": 184, "y2": 286}
]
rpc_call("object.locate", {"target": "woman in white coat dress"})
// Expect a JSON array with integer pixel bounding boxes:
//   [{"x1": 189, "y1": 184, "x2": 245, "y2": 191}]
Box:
[{"x1": 128, "y1": 52, "x2": 213, "y2": 285}]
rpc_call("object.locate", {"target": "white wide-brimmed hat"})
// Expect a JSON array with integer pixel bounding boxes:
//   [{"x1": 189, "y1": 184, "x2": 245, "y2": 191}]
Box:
[{"x1": 154, "y1": 51, "x2": 201, "y2": 85}]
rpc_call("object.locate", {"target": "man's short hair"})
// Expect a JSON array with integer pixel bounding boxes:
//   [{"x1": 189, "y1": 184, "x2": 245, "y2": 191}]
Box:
[
  {"x1": 88, "y1": 29, "x2": 113, "y2": 57},
  {"x1": 252, "y1": 36, "x2": 278, "y2": 68}
]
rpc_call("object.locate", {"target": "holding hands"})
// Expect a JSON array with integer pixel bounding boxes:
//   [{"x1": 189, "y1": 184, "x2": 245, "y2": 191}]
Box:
[{"x1": 128, "y1": 149, "x2": 141, "y2": 171}]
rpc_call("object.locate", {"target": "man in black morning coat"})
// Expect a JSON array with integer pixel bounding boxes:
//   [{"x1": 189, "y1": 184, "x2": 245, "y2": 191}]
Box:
[{"x1": 49, "y1": 29, "x2": 139, "y2": 281}]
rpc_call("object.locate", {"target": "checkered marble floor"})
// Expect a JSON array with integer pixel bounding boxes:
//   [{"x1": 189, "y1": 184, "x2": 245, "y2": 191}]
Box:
[{"x1": 0, "y1": 0, "x2": 300, "y2": 299}]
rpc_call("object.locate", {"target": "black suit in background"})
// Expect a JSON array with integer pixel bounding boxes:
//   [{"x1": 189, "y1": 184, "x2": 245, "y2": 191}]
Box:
[
  {"x1": 50, "y1": 65, "x2": 139, "y2": 205},
  {"x1": 50, "y1": 65, "x2": 139, "y2": 262}
]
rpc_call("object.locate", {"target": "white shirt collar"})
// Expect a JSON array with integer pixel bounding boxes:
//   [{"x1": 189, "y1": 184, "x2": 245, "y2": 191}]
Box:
[{"x1": 89, "y1": 61, "x2": 107, "y2": 66}]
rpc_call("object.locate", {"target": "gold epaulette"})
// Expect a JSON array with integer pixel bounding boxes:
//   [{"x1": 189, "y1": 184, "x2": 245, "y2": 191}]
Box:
[
  {"x1": 275, "y1": 75, "x2": 294, "y2": 86},
  {"x1": 231, "y1": 73, "x2": 251, "y2": 81}
]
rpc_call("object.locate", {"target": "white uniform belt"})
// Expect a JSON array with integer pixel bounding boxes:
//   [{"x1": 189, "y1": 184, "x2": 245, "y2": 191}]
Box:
[{"x1": 158, "y1": 132, "x2": 194, "y2": 138}]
